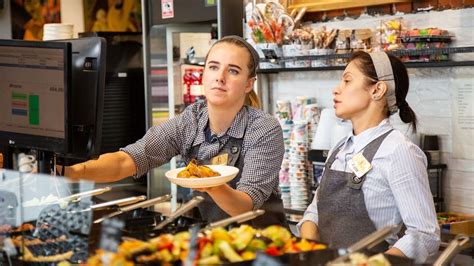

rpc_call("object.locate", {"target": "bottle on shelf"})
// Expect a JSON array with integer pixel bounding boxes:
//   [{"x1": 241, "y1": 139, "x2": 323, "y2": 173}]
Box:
[{"x1": 183, "y1": 67, "x2": 205, "y2": 106}]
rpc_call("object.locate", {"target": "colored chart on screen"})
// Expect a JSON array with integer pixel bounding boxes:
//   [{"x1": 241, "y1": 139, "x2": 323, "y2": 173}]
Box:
[{"x1": 0, "y1": 46, "x2": 65, "y2": 139}]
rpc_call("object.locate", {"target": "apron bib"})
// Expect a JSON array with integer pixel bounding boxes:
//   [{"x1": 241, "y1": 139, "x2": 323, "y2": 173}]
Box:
[
  {"x1": 186, "y1": 128, "x2": 287, "y2": 228},
  {"x1": 317, "y1": 130, "x2": 393, "y2": 251}
]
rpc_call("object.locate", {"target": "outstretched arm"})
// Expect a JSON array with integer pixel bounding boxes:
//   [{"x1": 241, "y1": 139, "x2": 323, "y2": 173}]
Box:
[{"x1": 64, "y1": 151, "x2": 136, "y2": 183}]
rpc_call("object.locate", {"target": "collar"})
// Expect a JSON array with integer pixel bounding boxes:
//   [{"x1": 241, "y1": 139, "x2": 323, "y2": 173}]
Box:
[
  {"x1": 225, "y1": 106, "x2": 248, "y2": 139},
  {"x1": 343, "y1": 119, "x2": 392, "y2": 154},
  {"x1": 192, "y1": 104, "x2": 248, "y2": 146}
]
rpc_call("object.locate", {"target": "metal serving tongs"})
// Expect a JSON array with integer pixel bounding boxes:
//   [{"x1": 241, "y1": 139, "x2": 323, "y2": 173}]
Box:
[
  {"x1": 69, "y1": 195, "x2": 147, "y2": 214},
  {"x1": 433, "y1": 234, "x2": 470, "y2": 266},
  {"x1": 94, "y1": 194, "x2": 171, "y2": 224},
  {"x1": 90, "y1": 195, "x2": 147, "y2": 211},
  {"x1": 153, "y1": 196, "x2": 204, "y2": 230},
  {"x1": 60, "y1": 186, "x2": 112, "y2": 203},
  {"x1": 329, "y1": 225, "x2": 400, "y2": 264},
  {"x1": 202, "y1": 209, "x2": 265, "y2": 231}
]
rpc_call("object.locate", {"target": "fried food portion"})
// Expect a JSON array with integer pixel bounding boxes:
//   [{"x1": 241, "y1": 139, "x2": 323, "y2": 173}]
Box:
[{"x1": 177, "y1": 159, "x2": 220, "y2": 178}]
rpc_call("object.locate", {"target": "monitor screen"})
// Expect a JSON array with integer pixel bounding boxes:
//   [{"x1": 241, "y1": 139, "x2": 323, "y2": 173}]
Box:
[{"x1": 0, "y1": 40, "x2": 70, "y2": 152}]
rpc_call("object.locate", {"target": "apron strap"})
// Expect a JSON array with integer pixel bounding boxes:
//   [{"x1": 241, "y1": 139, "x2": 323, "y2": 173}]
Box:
[
  {"x1": 325, "y1": 144, "x2": 344, "y2": 169},
  {"x1": 361, "y1": 129, "x2": 394, "y2": 163},
  {"x1": 347, "y1": 129, "x2": 393, "y2": 189}
]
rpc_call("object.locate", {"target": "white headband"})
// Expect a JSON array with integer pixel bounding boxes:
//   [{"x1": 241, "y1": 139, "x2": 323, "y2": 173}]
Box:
[{"x1": 368, "y1": 52, "x2": 398, "y2": 115}]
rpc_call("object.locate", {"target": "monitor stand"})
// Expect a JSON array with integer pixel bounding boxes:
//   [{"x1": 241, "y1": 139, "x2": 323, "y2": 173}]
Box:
[{"x1": 36, "y1": 150, "x2": 54, "y2": 174}]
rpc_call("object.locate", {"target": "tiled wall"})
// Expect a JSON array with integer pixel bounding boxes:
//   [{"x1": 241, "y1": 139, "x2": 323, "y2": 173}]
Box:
[{"x1": 267, "y1": 8, "x2": 474, "y2": 214}]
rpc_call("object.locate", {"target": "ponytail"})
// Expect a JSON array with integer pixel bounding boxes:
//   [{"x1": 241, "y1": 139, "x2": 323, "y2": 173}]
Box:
[
  {"x1": 390, "y1": 56, "x2": 418, "y2": 133},
  {"x1": 245, "y1": 90, "x2": 261, "y2": 109},
  {"x1": 398, "y1": 101, "x2": 417, "y2": 132}
]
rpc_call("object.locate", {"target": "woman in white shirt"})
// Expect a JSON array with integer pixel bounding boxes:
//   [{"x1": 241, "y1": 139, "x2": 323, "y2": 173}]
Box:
[{"x1": 298, "y1": 51, "x2": 440, "y2": 263}]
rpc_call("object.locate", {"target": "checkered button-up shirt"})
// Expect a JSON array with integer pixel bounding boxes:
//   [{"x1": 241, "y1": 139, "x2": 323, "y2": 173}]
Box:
[{"x1": 121, "y1": 102, "x2": 284, "y2": 209}]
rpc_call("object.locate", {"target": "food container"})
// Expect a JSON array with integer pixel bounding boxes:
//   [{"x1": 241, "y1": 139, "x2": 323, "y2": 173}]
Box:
[
  {"x1": 119, "y1": 209, "x2": 204, "y2": 240},
  {"x1": 284, "y1": 59, "x2": 311, "y2": 68},
  {"x1": 438, "y1": 212, "x2": 474, "y2": 236},
  {"x1": 282, "y1": 44, "x2": 312, "y2": 57},
  {"x1": 255, "y1": 43, "x2": 283, "y2": 59},
  {"x1": 309, "y1": 48, "x2": 334, "y2": 67}
]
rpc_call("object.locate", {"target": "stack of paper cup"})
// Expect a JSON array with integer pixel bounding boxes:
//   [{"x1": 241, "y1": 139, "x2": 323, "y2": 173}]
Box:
[
  {"x1": 293, "y1": 96, "x2": 316, "y2": 121},
  {"x1": 304, "y1": 103, "x2": 320, "y2": 153},
  {"x1": 276, "y1": 100, "x2": 293, "y2": 122},
  {"x1": 300, "y1": 100, "x2": 319, "y2": 184},
  {"x1": 275, "y1": 100, "x2": 293, "y2": 208},
  {"x1": 43, "y1": 23, "x2": 74, "y2": 41},
  {"x1": 279, "y1": 121, "x2": 292, "y2": 208},
  {"x1": 289, "y1": 120, "x2": 310, "y2": 210}
]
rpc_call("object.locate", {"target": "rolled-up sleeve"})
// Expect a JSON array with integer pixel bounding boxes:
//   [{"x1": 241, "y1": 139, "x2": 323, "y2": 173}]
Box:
[
  {"x1": 388, "y1": 143, "x2": 440, "y2": 262},
  {"x1": 237, "y1": 117, "x2": 284, "y2": 209},
  {"x1": 121, "y1": 108, "x2": 195, "y2": 177},
  {"x1": 296, "y1": 187, "x2": 319, "y2": 235}
]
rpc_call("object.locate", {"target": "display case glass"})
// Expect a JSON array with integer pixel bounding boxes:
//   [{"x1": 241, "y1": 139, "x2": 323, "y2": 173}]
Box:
[{"x1": 0, "y1": 169, "x2": 137, "y2": 264}]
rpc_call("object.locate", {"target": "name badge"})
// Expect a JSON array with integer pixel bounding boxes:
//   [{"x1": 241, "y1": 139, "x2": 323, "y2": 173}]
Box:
[
  {"x1": 347, "y1": 152, "x2": 372, "y2": 178},
  {"x1": 210, "y1": 153, "x2": 228, "y2": 165}
]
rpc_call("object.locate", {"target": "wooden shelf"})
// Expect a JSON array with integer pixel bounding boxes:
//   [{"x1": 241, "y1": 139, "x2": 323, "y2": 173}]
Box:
[{"x1": 288, "y1": 0, "x2": 412, "y2": 12}]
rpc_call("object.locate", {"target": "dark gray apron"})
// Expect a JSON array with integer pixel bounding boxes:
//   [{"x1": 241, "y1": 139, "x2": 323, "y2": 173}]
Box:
[
  {"x1": 186, "y1": 126, "x2": 287, "y2": 228},
  {"x1": 317, "y1": 130, "x2": 393, "y2": 251}
]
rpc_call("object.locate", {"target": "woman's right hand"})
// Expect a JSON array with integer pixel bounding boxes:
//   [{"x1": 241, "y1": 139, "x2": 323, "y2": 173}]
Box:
[{"x1": 300, "y1": 221, "x2": 320, "y2": 241}]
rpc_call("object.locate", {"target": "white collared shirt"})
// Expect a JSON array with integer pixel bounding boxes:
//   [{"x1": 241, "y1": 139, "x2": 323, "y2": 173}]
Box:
[{"x1": 298, "y1": 119, "x2": 440, "y2": 263}]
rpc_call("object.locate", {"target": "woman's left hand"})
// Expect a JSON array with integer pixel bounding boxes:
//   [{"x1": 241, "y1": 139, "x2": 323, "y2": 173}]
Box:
[{"x1": 194, "y1": 184, "x2": 254, "y2": 216}]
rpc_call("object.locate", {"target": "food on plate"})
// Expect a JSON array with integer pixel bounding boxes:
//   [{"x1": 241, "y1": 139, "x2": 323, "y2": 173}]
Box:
[
  {"x1": 177, "y1": 159, "x2": 220, "y2": 178},
  {"x1": 87, "y1": 225, "x2": 326, "y2": 265}
]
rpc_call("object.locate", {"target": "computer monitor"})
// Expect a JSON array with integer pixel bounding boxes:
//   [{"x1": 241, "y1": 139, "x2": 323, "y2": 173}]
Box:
[
  {"x1": 0, "y1": 39, "x2": 71, "y2": 153},
  {"x1": 58, "y1": 37, "x2": 106, "y2": 160},
  {"x1": 0, "y1": 37, "x2": 106, "y2": 169}
]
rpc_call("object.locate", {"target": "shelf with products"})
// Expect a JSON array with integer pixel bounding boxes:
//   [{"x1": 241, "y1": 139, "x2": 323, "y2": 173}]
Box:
[
  {"x1": 256, "y1": 46, "x2": 474, "y2": 73},
  {"x1": 288, "y1": 0, "x2": 412, "y2": 13}
]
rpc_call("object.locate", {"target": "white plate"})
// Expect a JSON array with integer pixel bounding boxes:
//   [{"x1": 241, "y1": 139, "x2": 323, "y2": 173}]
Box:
[{"x1": 165, "y1": 165, "x2": 239, "y2": 188}]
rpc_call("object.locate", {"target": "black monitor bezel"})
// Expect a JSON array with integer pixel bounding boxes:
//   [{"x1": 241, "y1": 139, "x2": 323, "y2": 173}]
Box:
[{"x1": 0, "y1": 39, "x2": 71, "y2": 153}]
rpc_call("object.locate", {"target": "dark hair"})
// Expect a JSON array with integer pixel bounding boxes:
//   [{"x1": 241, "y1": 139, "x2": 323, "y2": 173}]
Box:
[
  {"x1": 204, "y1": 36, "x2": 261, "y2": 109},
  {"x1": 349, "y1": 51, "x2": 418, "y2": 132}
]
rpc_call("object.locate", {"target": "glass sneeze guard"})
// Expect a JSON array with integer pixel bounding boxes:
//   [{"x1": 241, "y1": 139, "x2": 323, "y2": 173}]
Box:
[{"x1": 0, "y1": 169, "x2": 97, "y2": 264}]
